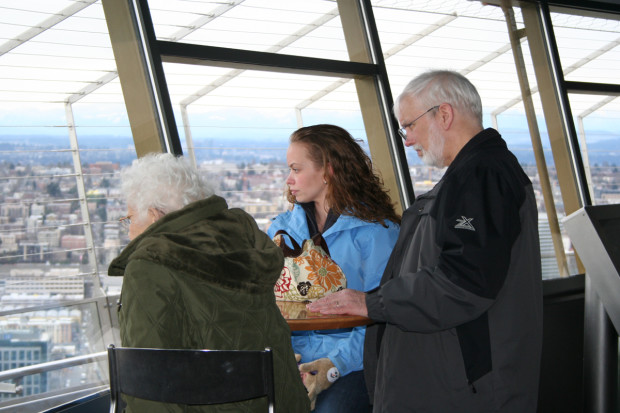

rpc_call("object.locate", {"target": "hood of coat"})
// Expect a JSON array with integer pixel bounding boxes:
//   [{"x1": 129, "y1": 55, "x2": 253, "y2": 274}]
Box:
[{"x1": 108, "y1": 195, "x2": 283, "y2": 294}]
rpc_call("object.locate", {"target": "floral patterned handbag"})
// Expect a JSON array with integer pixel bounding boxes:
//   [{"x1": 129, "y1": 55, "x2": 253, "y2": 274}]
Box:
[{"x1": 272, "y1": 230, "x2": 346, "y2": 302}]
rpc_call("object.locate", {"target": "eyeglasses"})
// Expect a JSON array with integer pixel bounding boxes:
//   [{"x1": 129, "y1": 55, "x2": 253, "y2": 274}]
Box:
[
  {"x1": 398, "y1": 105, "x2": 440, "y2": 140},
  {"x1": 119, "y1": 215, "x2": 132, "y2": 229}
]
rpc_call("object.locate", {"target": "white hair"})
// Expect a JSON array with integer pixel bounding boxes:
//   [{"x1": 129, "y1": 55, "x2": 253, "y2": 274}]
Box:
[
  {"x1": 394, "y1": 70, "x2": 483, "y2": 128},
  {"x1": 120, "y1": 153, "x2": 214, "y2": 221}
]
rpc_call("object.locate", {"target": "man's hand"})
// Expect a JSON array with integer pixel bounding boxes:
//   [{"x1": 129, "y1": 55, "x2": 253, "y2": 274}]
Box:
[
  {"x1": 299, "y1": 358, "x2": 336, "y2": 411},
  {"x1": 306, "y1": 288, "x2": 368, "y2": 317}
]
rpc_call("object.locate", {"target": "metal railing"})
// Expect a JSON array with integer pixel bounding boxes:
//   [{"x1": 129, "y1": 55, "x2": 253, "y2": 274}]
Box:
[
  {"x1": 0, "y1": 351, "x2": 107, "y2": 385},
  {"x1": 0, "y1": 349, "x2": 110, "y2": 412},
  {"x1": 0, "y1": 294, "x2": 118, "y2": 411}
]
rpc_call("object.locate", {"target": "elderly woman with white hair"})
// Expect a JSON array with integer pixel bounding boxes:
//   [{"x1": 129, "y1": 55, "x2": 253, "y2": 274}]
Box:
[{"x1": 108, "y1": 153, "x2": 310, "y2": 413}]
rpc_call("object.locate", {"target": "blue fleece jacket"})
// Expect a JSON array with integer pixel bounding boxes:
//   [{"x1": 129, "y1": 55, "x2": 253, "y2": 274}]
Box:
[{"x1": 267, "y1": 204, "x2": 399, "y2": 375}]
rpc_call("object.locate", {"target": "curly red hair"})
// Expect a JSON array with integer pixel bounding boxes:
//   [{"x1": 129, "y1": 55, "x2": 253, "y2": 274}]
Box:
[{"x1": 286, "y1": 124, "x2": 400, "y2": 226}]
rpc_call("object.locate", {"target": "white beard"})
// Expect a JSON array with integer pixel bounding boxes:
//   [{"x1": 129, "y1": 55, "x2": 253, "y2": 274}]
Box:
[{"x1": 414, "y1": 121, "x2": 445, "y2": 168}]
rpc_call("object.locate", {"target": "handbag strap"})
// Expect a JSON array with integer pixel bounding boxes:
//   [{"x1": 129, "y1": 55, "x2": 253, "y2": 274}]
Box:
[
  {"x1": 274, "y1": 229, "x2": 302, "y2": 256},
  {"x1": 310, "y1": 232, "x2": 332, "y2": 257},
  {"x1": 274, "y1": 229, "x2": 333, "y2": 257}
]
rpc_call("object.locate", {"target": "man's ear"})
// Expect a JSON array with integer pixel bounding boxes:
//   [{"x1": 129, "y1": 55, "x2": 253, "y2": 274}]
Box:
[{"x1": 437, "y1": 103, "x2": 454, "y2": 130}]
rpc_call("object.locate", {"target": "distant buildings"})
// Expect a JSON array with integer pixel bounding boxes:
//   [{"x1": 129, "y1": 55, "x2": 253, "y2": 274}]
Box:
[
  {"x1": 2, "y1": 268, "x2": 84, "y2": 309},
  {"x1": 0, "y1": 336, "x2": 48, "y2": 400},
  {"x1": 0, "y1": 307, "x2": 84, "y2": 400},
  {"x1": 0, "y1": 150, "x2": 615, "y2": 403}
]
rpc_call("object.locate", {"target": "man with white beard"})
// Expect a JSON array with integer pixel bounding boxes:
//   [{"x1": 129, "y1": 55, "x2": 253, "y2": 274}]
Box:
[{"x1": 308, "y1": 70, "x2": 543, "y2": 413}]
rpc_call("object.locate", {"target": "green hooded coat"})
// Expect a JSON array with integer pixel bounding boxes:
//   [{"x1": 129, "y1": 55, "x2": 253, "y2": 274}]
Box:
[{"x1": 109, "y1": 195, "x2": 310, "y2": 413}]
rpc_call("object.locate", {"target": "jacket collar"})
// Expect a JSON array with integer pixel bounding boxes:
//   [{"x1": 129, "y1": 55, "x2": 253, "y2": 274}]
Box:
[
  {"x1": 415, "y1": 128, "x2": 504, "y2": 202},
  {"x1": 444, "y1": 128, "x2": 505, "y2": 178},
  {"x1": 109, "y1": 194, "x2": 283, "y2": 293},
  {"x1": 108, "y1": 195, "x2": 228, "y2": 276},
  {"x1": 278, "y1": 203, "x2": 376, "y2": 241}
]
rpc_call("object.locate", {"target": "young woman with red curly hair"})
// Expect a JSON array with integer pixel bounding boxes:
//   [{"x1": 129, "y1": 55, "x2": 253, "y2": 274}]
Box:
[{"x1": 267, "y1": 124, "x2": 400, "y2": 413}]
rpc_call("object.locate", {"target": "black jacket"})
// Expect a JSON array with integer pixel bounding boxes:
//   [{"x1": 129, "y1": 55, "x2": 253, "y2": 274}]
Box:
[{"x1": 365, "y1": 129, "x2": 543, "y2": 412}]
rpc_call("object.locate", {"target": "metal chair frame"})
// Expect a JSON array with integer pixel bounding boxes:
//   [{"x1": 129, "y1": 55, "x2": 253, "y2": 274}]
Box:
[{"x1": 107, "y1": 344, "x2": 275, "y2": 413}]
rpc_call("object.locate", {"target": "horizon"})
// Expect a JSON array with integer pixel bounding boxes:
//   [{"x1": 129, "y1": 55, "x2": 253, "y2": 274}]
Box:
[{"x1": 1, "y1": 130, "x2": 618, "y2": 168}]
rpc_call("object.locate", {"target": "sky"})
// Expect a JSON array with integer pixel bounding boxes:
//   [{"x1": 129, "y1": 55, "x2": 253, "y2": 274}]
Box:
[{"x1": 0, "y1": 0, "x2": 618, "y2": 164}]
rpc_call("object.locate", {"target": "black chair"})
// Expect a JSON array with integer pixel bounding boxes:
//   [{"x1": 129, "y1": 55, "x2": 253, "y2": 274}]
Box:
[{"x1": 107, "y1": 344, "x2": 275, "y2": 413}]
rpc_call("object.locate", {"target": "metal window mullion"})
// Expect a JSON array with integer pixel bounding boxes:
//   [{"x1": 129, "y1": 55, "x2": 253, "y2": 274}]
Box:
[
  {"x1": 180, "y1": 105, "x2": 197, "y2": 168},
  {"x1": 158, "y1": 41, "x2": 378, "y2": 76},
  {"x1": 525, "y1": 1, "x2": 591, "y2": 209},
  {"x1": 134, "y1": 0, "x2": 183, "y2": 156},
  {"x1": 359, "y1": 0, "x2": 414, "y2": 209},
  {"x1": 501, "y1": 1, "x2": 570, "y2": 277},
  {"x1": 565, "y1": 81, "x2": 620, "y2": 95},
  {"x1": 64, "y1": 102, "x2": 100, "y2": 285},
  {"x1": 539, "y1": 2, "x2": 592, "y2": 207},
  {"x1": 335, "y1": 0, "x2": 411, "y2": 214},
  {"x1": 101, "y1": 0, "x2": 180, "y2": 157}
]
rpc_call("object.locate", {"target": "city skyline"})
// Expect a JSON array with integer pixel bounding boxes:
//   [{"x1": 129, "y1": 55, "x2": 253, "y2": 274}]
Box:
[{"x1": 1, "y1": 125, "x2": 619, "y2": 168}]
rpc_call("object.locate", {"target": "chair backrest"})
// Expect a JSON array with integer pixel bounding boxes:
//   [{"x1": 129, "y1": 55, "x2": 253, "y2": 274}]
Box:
[{"x1": 107, "y1": 345, "x2": 275, "y2": 413}]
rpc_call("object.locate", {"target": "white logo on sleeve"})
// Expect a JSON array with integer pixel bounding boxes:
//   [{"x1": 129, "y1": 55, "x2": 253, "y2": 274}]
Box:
[{"x1": 455, "y1": 216, "x2": 475, "y2": 231}]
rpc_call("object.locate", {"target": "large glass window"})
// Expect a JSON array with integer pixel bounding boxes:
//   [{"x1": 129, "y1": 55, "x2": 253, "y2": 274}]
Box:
[
  {"x1": 550, "y1": 10, "x2": 620, "y2": 275},
  {"x1": 163, "y1": 63, "x2": 370, "y2": 232},
  {"x1": 570, "y1": 93, "x2": 620, "y2": 206},
  {"x1": 372, "y1": 1, "x2": 619, "y2": 278},
  {"x1": 552, "y1": 9, "x2": 620, "y2": 207},
  {"x1": 552, "y1": 12, "x2": 620, "y2": 85},
  {"x1": 0, "y1": 0, "x2": 130, "y2": 407},
  {"x1": 371, "y1": 1, "x2": 570, "y2": 278},
  {"x1": 0, "y1": 0, "x2": 618, "y2": 409},
  {"x1": 372, "y1": 2, "x2": 531, "y2": 193},
  {"x1": 148, "y1": 0, "x2": 349, "y2": 60}
]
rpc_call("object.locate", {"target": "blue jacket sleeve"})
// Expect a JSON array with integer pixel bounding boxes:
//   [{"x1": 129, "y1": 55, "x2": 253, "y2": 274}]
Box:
[
  {"x1": 325, "y1": 327, "x2": 365, "y2": 376},
  {"x1": 324, "y1": 222, "x2": 399, "y2": 375},
  {"x1": 355, "y1": 222, "x2": 399, "y2": 292}
]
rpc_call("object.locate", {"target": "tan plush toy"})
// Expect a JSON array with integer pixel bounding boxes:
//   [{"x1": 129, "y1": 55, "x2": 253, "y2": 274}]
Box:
[{"x1": 299, "y1": 358, "x2": 340, "y2": 410}]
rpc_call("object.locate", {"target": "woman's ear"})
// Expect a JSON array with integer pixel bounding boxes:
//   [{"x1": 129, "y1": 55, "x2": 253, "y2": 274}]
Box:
[
  {"x1": 323, "y1": 163, "x2": 334, "y2": 184},
  {"x1": 147, "y1": 208, "x2": 164, "y2": 224}
]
